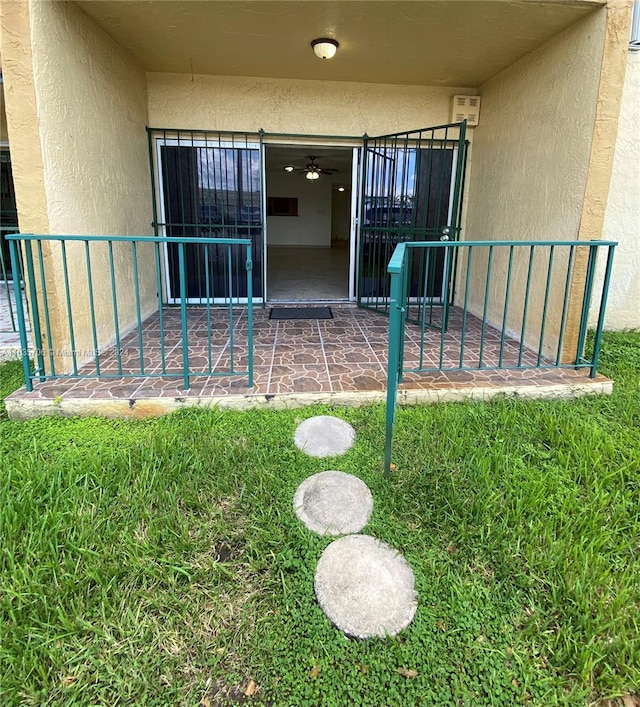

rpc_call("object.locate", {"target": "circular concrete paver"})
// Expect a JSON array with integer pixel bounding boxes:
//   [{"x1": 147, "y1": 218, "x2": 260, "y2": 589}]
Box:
[
  {"x1": 293, "y1": 471, "x2": 373, "y2": 535},
  {"x1": 315, "y1": 535, "x2": 417, "y2": 639},
  {"x1": 294, "y1": 415, "x2": 356, "y2": 458}
]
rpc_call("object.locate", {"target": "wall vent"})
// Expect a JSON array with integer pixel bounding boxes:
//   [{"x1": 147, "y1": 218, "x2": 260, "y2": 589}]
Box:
[{"x1": 450, "y1": 95, "x2": 481, "y2": 127}]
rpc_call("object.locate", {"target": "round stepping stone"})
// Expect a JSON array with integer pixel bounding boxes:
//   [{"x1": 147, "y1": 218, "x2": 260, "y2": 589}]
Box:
[
  {"x1": 293, "y1": 471, "x2": 373, "y2": 535},
  {"x1": 314, "y1": 535, "x2": 417, "y2": 639},
  {"x1": 294, "y1": 415, "x2": 355, "y2": 458}
]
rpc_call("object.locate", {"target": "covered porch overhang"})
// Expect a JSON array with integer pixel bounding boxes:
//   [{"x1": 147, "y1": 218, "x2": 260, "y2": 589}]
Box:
[{"x1": 76, "y1": 0, "x2": 606, "y2": 89}]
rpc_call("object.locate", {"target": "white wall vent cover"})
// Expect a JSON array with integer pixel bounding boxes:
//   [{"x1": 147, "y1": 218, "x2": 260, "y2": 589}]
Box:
[{"x1": 450, "y1": 95, "x2": 481, "y2": 127}]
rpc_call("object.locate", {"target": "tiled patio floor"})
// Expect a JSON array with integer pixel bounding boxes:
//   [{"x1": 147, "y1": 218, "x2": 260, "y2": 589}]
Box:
[{"x1": 6, "y1": 304, "x2": 610, "y2": 418}]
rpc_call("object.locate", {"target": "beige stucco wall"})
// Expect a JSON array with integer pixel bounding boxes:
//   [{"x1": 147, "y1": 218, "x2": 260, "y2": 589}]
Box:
[
  {"x1": 590, "y1": 50, "x2": 640, "y2": 330},
  {"x1": 1, "y1": 1, "x2": 154, "y2": 372},
  {"x1": 461, "y1": 8, "x2": 609, "y2": 360},
  {"x1": 147, "y1": 73, "x2": 477, "y2": 137}
]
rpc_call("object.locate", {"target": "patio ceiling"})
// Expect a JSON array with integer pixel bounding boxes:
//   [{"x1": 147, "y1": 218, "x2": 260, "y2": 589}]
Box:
[{"x1": 76, "y1": 0, "x2": 603, "y2": 88}]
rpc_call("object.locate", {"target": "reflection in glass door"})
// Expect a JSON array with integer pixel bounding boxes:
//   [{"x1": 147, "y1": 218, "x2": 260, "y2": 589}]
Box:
[{"x1": 156, "y1": 134, "x2": 263, "y2": 302}]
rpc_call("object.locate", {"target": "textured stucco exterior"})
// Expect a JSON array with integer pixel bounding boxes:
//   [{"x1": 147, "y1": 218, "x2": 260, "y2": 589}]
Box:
[
  {"x1": 590, "y1": 51, "x2": 640, "y2": 330},
  {"x1": 147, "y1": 73, "x2": 477, "y2": 137},
  {"x1": 1, "y1": 1, "x2": 154, "y2": 371},
  {"x1": 461, "y1": 8, "x2": 612, "y2": 359}
]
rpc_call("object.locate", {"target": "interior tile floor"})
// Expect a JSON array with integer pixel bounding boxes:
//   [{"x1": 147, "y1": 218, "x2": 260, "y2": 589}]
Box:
[
  {"x1": 267, "y1": 242, "x2": 349, "y2": 300},
  {"x1": 8, "y1": 304, "x2": 607, "y2": 405}
]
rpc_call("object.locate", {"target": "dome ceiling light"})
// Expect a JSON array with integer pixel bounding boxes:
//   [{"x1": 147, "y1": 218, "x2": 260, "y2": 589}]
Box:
[{"x1": 311, "y1": 38, "x2": 339, "y2": 60}]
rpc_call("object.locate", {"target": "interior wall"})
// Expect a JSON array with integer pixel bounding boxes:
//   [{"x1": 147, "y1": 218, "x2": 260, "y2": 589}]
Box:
[
  {"x1": 12, "y1": 1, "x2": 154, "y2": 370},
  {"x1": 461, "y1": 8, "x2": 607, "y2": 358},
  {"x1": 267, "y1": 169, "x2": 332, "y2": 247},
  {"x1": 332, "y1": 188, "x2": 351, "y2": 241}
]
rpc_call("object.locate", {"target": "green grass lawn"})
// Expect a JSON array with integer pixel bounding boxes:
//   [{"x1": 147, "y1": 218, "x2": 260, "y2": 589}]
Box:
[{"x1": 0, "y1": 333, "x2": 638, "y2": 706}]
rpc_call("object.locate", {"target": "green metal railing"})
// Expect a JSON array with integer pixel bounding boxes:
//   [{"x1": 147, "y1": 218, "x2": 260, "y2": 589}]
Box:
[
  {"x1": 383, "y1": 239, "x2": 617, "y2": 475},
  {"x1": 6, "y1": 233, "x2": 254, "y2": 392}
]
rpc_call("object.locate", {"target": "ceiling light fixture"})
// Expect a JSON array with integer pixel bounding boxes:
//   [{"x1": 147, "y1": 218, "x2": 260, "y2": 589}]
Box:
[
  {"x1": 311, "y1": 38, "x2": 339, "y2": 60},
  {"x1": 338, "y1": 186, "x2": 345, "y2": 192},
  {"x1": 284, "y1": 165, "x2": 295, "y2": 172},
  {"x1": 305, "y1": 170, "x2": 320, "y2": 180}
]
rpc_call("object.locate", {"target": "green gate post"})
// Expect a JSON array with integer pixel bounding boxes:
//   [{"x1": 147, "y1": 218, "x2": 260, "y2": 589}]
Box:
[{"x1": 384, "y1": 244, "x2": 407, "y2": 478}]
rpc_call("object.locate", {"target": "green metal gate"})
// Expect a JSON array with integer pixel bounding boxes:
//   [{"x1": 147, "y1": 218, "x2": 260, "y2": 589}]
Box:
[{"x1": 357, "y1": 122, "x2": 468, "y2": 325}]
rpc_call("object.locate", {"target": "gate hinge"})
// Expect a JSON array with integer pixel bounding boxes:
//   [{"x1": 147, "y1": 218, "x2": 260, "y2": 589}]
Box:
[{"x1": 246, "y1": 261, "x2": 253, "y2": 271}]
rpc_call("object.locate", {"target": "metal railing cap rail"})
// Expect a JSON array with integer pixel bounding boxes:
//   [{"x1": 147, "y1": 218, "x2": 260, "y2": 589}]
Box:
[
  {"x1": 369, "y1": 121, "x2": 467, "y2": 141},
  {"x1": 402, "y1": 239, "x2": 619, "y2": 248},
  {"x1": 388, "y1": 239, "x2": 618, "y2": 274},
  {"x1": 6, "y1": 233, "x2": 253, "y2": 246}
]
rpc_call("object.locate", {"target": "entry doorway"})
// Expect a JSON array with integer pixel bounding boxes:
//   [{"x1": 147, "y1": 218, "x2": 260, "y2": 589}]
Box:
[{"x1": 264, "y1": 145, "x2": 355, "y2": 301}]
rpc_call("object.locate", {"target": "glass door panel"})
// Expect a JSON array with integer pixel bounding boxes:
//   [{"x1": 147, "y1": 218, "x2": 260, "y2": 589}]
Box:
[{"x1": 157, "y1": 136, "x2": 263, "y2": 302}]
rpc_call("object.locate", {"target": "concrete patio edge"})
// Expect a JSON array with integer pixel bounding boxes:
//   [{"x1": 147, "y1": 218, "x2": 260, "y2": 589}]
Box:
[{"x1": 5, "y1": 379, "x2": 613, "y2": 420}]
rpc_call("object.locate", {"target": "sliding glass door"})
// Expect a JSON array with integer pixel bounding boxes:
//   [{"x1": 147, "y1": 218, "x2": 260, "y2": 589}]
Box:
[{"x1": 156, "y1": 134, "x2": 263, "y2": 302}]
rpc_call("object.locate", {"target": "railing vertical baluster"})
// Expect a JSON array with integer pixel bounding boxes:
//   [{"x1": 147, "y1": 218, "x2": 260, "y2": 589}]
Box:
[
  {"x1": 131, "y1": 241, "x2": 145, "y2": 375},
  {"x1": 247, "y1": 243, "x2": 254, "y2": 388},
  {"x1": 498, "y1": 246, "x2": 514, "y2": 367},
  {"x1": 575, "y1": 244, "x2": 598, "y2": 366},
  {"x1": 537, "y1": 246, "x2": 555, "y2": 366},
  {"x1": 228, "y1": 245, "x2": 234, "y2": 373},
  {"x1": 108, "y1": 241, "x2": 123, "y2": 375},
  {"x1": 36, "y1": 240, "x2": 56, "y2": 377},
  {"x1": 23, "y1": 240, "x2": 45, "y2": 380},
  {"x1": 419, "y1": 248, "x2": 431, "y2": 369},
  {"x1": 438, "y1": 244, "x2": 453, "y2": 369},
  {"x1": 590, "y1": 245, "x2": 616, "y2": 378},
  {"x1": 459, "y1": 246, "x2": 473, "y2": 368},
  {"x1": 0, "y1": 237, "x2": 17, "y2": 333},
  {"x1": 8, "y1": 237, "x2": 33, "y2": 390},
  {"x1": 178, "y1": 241, "x2": 190, "y2": 389},
  {"x1": 518, "y1": 246, "x2": 536, "y2": 367},
  {"x1": 556, "y1": 246, "x2": 575, "y2": 366},
  {"x1": 60, "y1": 241, "x2": 78, "y2": 376},
  {"x1": 478, "y1": 245, "x2": 494, "y2": 369},
  {"x1": 84, "y1": 240, "x2": 100, "y2": 376},
  {"x1": 154, "y1": 241, "x2": 166, "y2": 375},
  {"x1": 204, "y1": 243, "x2": 212, "y2": 373}
]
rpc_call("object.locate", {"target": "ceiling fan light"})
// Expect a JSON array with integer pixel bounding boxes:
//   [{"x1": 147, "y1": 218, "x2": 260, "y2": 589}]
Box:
[
  {"x1": 306, "y1": 170, "x2": 320, "y2": 180},
  {"x1": 311, "y1": 38, "x2": 339, "y2": 60}
]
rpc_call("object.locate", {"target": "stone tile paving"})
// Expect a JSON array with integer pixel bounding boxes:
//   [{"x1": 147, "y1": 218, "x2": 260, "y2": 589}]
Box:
[{"x1": 7, "y1": 304, "x2": 607, "y2": 403}]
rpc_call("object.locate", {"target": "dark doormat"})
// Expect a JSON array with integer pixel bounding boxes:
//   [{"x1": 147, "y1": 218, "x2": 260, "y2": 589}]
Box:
[{"x1": 269, "y1": 306, "x2": 333, "y2": 320}]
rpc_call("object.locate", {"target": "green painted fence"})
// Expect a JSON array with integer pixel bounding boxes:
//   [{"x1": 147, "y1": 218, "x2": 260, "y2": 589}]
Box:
[
  {"x1": 6, "y1": 233, "x2": 254, "y2": 392},
  {"x1": 383, "y1": 239, "x2": 617, "y2": 476}
]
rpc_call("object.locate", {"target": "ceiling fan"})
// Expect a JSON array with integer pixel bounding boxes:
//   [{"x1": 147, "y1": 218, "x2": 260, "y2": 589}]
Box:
[{"x1": 287, "y1": 156, "x2": 339, "y2": 180}]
